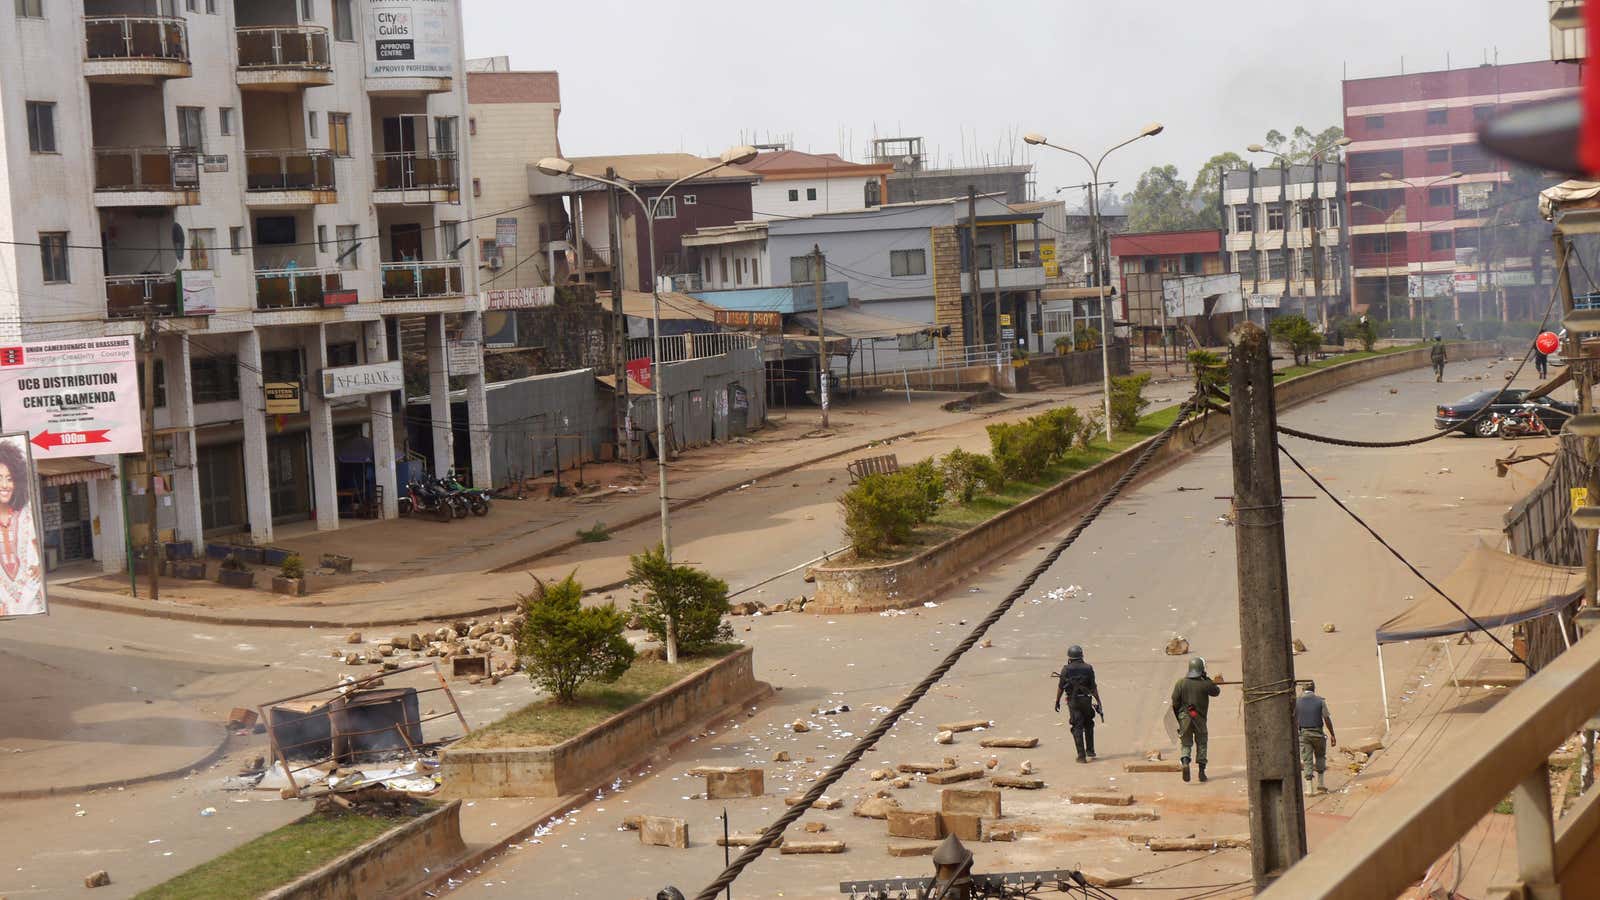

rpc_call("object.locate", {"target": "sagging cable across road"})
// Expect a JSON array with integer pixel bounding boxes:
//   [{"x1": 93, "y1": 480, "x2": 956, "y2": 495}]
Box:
[{"x1": 692, "y1": 395, "x2": 1205, "y2": 900}]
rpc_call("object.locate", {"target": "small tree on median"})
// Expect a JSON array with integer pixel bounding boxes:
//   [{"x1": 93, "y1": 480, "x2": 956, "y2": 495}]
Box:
[
  {"x1": 1109, "y1": 373, "x2": 1153, "y2": 432},
  {"x1": 627, "y1": 544, "x2": 733, "y2": 663},
  {"x1": 517, "y1": 574, "x2": 634, "y2": 703}
]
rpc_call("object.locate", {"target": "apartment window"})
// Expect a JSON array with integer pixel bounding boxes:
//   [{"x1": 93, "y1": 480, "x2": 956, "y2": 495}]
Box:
[
  {"x1": 654, "y1": 196, "x2": 677, "y2": 219},
  {"x1": 441, "y1": 221, "x2": 460, "y2": 258},
  {"x1": 1473, "y1": 105, "x2": 1494, "y2": 123},
  {"x1": 1428, "y1": 186, "x2": 1453, "y2": 206},
  {"x1": 1426, "y1": 148, "x2": 1448, "y2": 163},
  {"x1": 307, "y1": 110, "x2": 319, "y2": 139},
  {"x1": 975, "y1": 244, "x2": 995, "y2": 270},
  {"x1": 479, "y1": 238, "x2": 497, "y2": 267},
  {"x1": 14, "y1": 0, "x2": 44, "y2": 17},
  {"x1": 1324, "y1": 199, "x2": 1340, "y2": 228},
  {"x1": 702, "y1": 256, "x2": 712, "y2": 282},
  {"x1": 752, "y1": 257, "x2": 759, "y2": 284},
  {"x1": 205, "y1": 0, "x2": 215, "y2": 12},
  {"x1": 1365, "y1": 115, "x2": 1384, "y2": 129},
  {"x1": 262, "y1": 349, "x2": 304, "y2": 384},
  {"x1": 1234, "y1": 205, "x2": 1253, "y2": 233},
  {"x1": 1371, "y1": 234, "x2": 1391, "y2": 254},
  {"x1": 38, "y1": 232, "x2": 68, "y2": 283},
  {"x1": 336, "y1": 225, "x2": 358, "y2": 270},
  {"x1": 472, "y1": 178, "x2": 481, "y2": 197},
  {"x1": 219, "y1": 107, "x2": 233, "y2": 136},
  {"x1": 789, "y1": 254, "x2": 823, "y2": 283},
  {"x1": 787, "y1": 189, "x2": 799, "y2": 202},
  {"x1": 718, "y1": 255, "x2": 729, "y2": 283},
  {"x1": 1266, "y1": 248, "x2": 1286, "y2": 280},
  {"x1": 734, "y1": 256, "x2": 744, "y2": 286},
  {"x1": 230, "y1": 226, "x2": 244, "y2": 255},
  {"x1": 299, "y1": 0, "x2": 311, "y2": 21},
  {"x1": 327, "y1": 342, "x2": 358, "y2": 366},
  {"x1": 1042, "y1": 309, "x2": 1072, "y2": 334},
  {"x1": 890, "y1": 248, "x2": 926, "y2": 276},
  {"x1": 467, "y1": 117, "x2": 477, "y2": 136},
  {"x1": 177, "y1": 106, "x2": 204, "y2": 152},
  {"x1": 316, "y1": 224, "x2": 327, "y2": 252},
  {"x1": 327, "y1": 113, "x2": 350, "y2": 156},
  {"x1": 434, "y1": 117, "x2": 456, "y2": 154},
  {"x1": 1454, "y1": 228, "x2": 1478, "y2": 248},
  {"x1": 1426, "y1": 108, "x2": 1448, "y2": 126},
  {"x1": 184, "y1": 0, "x2": 194, "y2": 10},
  {"x1": 1266, "y1": 203, "x2": 1285, "y2": 231},
  {"x1": 1430, "y1": 232, "x2": 1453, "y2": 251},
  {"x1": 332, "y1": 0, "x2": 353, "y2": 40},
  {"x1": 188, "y1": 228, "x2": 214, "y2": 270},
  {"x1": 1182, "y1": 252, "x2": 1202, "y2": 274},
  {"x1": 682, "y1": 194, "x2": 697, "y2": 206},
  {"x1": 806, "y1": 187, "x2": 818, "y2": 201},
  {"x1": 1236, "y1": 252, "x2": 1258, "y2": 281},
  {"x1": 25, "y1": 102, "x2": 55, "y2": 153},
  {"x1": 191, "y1": 356, "x2": 240, "y2": 403}
]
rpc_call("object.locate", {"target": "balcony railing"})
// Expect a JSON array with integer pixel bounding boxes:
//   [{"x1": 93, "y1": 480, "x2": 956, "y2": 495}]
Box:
[
  {"x1": 245, "y1": 149, "x2": 336, "y2": 192},
  {"x1": 255, "y1": 267, "x2": 341, "y2": 309},
  {"x1": 373, "y1": 152, "x2": 459, "y2": 192},
  {"x1": 235, "y1": 25, "x2": 331, "y2": 70},
  {"x1": 84, "y1": 15, "x2": 188, "y2": 63},
  {"x1": 105, "y1": 273, "x2": 179, "y2": 318},
  {"x1": 94, "y1": 147, "x2": 199, "y2": 191},
  {"x1": 381, "y1": 260, "x2": 463, "y2": 300}
]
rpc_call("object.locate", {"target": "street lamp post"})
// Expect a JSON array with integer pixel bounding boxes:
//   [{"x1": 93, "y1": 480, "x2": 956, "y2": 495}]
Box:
[
  {"x1": 1246, "y1": 137, "x2": 1352, "y2": 329},
  {"x1": 536, "y1": 146, "x2": 758, "y2": 663},
  {"x1": 1352, "y1": 200, "x2": 1396, "y2": 325},
  {"x1": 1377, "y1": 170, "x2": 1464, "y2": 338},
  {"x1": 1024, "y1": 124, "x2": 1164, "y2": 441}
]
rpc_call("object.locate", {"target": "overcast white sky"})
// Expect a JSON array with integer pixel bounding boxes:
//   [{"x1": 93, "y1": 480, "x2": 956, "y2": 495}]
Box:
[{"x1": 463, "y1": 0, "x2": 1550, "y2": 210}]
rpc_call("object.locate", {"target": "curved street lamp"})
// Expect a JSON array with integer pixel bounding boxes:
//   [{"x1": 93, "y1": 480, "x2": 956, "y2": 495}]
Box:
[
  {"x1": 1024, "y1": 123, "x2": 1164, "y2": 440},
  {"x1": 535, "y1": 145, "x2": 758, "y2": 663}
]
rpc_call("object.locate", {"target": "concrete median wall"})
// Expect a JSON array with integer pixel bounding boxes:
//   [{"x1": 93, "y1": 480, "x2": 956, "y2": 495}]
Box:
[
  {"x1": 439, "y1": 647, "x2": 768, "y2": 798},
  {"x1": 262, "y1": 801, "x2": 465, "y2": 900},
  {"x1": 808, "y1": 341, "x2": 1502, "y2": 614}
]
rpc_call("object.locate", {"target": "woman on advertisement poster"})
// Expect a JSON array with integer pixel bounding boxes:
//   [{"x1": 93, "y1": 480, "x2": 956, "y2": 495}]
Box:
[{"x1": 0, "y1": 436, "x2": 44, "y2": 618}]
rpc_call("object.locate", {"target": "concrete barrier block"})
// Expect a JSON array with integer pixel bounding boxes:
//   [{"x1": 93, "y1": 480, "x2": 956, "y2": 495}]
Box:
[
  {"x1": 705, "y1": 768, "x2": 764, "y2": 800},
  {"x1": 926, "y1": 766, "x2": 984, "y2": 785},
  {"x1": 886, "y1": 809, "x2": 945, "y2": 841},
  {"x1": 640, "y1": 816, "x2": 689, "y2": 849},
  {"x1": 939, "y1": 812, "x2": 982, "y2": 841},
  {"x1": 940, "y1": 788, "x2": 1001, "y2": 818}
]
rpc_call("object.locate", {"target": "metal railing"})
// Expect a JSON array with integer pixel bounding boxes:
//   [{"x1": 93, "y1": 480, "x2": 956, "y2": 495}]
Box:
[
  {"x1": 84, "y1": 15, "x2": 188, "y2": 62},
  {"x1": 629, "y1": 332, "x2": 758, "y2": 364},
  {"x1": 381, "y1": 260, "x2": 463, "y2": 300},
  {"x1": 255, "y1": 267, "x2": 341, "y2": 309},
  {"x1": 105, "y1": 273, "x2": 179, "y2": 318},
  {"x1": 94, "y1": 146, "x2": 199, "y2": 191},
  {"x1": 373, "y1": 152, "x2": 458, "y2": 191},
  {"x1": 235, "y1": 25, "x2": 331, "y2": 70},
  {"x1": 244, "y1": 149, "x2": 336, "y2": 192}
]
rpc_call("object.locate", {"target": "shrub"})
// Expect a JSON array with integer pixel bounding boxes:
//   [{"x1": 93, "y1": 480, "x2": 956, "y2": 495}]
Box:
[
  {"x1": 1038, "y1": 407, "x2": 1086, "y2": 458},
  {"x1": 576, "y1": 523, "x2": 611, "y2": 543},
  {"x1": 627, "y1": 545, "x2": 733, "y2": 661},
  {"x1": 840, "y1": 473, "x2": 927, "y2": 556},
  {"x1": 940, "y1": 449, "x2": 1004, "y2": 503},
  {"x1": 1352, "y1": 317, "x2": 1377, "y2": 352},
  {"x1": 1188, "y1": 349, "x2": 1228, "y2": 394},
  {"x1": 280, "y1": 554, "x2": 305, "y2": 580},
  {"x1": 1053, "y1": 335, "x2": 1074, "y2": 355},
  {"x1": 1110, "y1": 373, "x2": 1152, "y2": 432},
  {"x1": 517, "y1": 574, "x2": 635, "y2": 703},
  {"x1": 1269, "y1": 314, "x2": 1323, "y2": 366},
  {"x1": 902, "y1": 459, "x2": 946, "y2": 520},
  {"x1": 988, "y1": 419, "x2": 1055, "y2": 482},
  {"x1": 1074, "y1": 323, "x2": 1102, "y2": 352}
]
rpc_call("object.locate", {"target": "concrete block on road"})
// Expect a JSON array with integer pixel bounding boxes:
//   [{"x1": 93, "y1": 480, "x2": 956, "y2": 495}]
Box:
[
  {"x1": 982, "y1": 821, "x2": 1017, "y2": 842},
  {"x1": 640, "y1": 816, "x2": 689, "y2": 849},
  {"x1": 704, "y1": 768, "x2": 764, "y2": 799},
  {"x1": 780, "y1": 840, "x2": 847, "y2": 855},
  {"x1": 979, "y1": 736, "x2": 1038, "y2": 749},
  {"x1": 888, "y1": 842, "x2": 938, "y2": 857},
  {"x1": 1079, "y1": 868, "x2": 1134, "y2": 888},
  {"x1": 990, "y1": 776, "x2": 1045, "y2": 789},
  {"x1": 939, "y1": 812, "x2": 982, "y2": 841},
  {"x1": 1093, "y1": 807, "x2": 1161, "y2": 822},
  {"x1": 887, "y1": 809, "x2": 945, "y2": 841},
  {"x1": 717, "y1": 833, "x2": 780, "y2": 848},
  {"x1": 926, "y1": 766, "x2": 984, "y2": 785},
  {"x1": 937, "y1": 719, "x2": 993, "y2": 733},
  {"x1": 1148, "y1": 834, "x2": 1251, "y2": 852},
  {"x1": 940, "y1": 788, "x2": 1001, "y2": 818},
  {"x1": 783, "y1": 795, "x2": 842, "y2": 809},
  {"x1": 852, "y1": 794, "x2": 901, "y2": 819},
  {"x1": 898, "y1": 761, "x2": 954, "y2": 774},
  {"x1": 1123, "y1": 761, "x2": 1183, "y2": 773},
  {"x1": 1070, "y1": 790, "x2": 1135, "y2": 806}
]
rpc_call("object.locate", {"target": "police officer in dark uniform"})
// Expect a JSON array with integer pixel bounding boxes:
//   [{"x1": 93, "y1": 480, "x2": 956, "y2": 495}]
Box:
[{"x1": 1054, "y1": 645, "x2": 1103, "y2": 763}]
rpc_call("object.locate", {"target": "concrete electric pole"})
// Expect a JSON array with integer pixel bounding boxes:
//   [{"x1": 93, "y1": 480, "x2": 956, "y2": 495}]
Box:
[
  {"x1": 140, "y1": 305, "x2": 161, "y2": 602},
  {"x1": 607, "y1": 168, "x2": 629, "y2": 460},
  {"x1": 813, "y1": 243, "x2": 828, "y2": 429},
  {"x1": 1227, "y1": 322, "x2": 1307, "y2": 889}
]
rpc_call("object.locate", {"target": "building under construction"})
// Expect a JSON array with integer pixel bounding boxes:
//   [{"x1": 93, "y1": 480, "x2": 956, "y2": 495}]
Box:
[{"x1": 872, "y1": 136, "x2": 1033, "y2": 204}]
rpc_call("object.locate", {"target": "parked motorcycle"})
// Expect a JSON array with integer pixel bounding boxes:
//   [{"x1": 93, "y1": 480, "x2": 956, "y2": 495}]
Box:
[
  {"x1": 402, "y1": 476, "x2": 457, "y2": 522},
  {"x1": 1497, "y1": 404, "x2": 1552, "y2": 440},
  {"x1": 442, "y1": 470, "x2": 491, "y2": 517}
]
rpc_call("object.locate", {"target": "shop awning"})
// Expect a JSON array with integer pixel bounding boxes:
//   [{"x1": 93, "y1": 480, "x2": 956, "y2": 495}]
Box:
[
  {"x1": 36, "y1": 457, "x2": 114, "y2": 487},
  {"x1": 789, "y1": 308, "x2": 936, "y2": 340},
  {"x1": 1375, "y1": 546, "x2": 1582, "y2": 645},
  {"x1": 595, "y1": 373, "x2": 654, "y2": 397}
]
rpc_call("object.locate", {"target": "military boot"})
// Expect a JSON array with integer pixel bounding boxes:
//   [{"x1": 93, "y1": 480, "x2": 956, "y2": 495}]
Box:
[
  {"x1": 1198, "y1": 763, "x2": 1208, "y2": 783},
  {"x1": 1181, "y1": 759, "x2": 1191, "y2": 782}
]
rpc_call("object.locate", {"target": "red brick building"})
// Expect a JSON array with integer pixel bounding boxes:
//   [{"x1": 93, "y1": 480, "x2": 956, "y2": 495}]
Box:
[{"x1": 1343, "y1": 61, "x2": 1581, "y2": 321}]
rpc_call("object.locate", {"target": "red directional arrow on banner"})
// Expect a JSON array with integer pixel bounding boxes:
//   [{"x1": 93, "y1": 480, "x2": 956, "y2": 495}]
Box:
[{"x1": 31, "y1": 430, "x2": 113, "y2": 452}]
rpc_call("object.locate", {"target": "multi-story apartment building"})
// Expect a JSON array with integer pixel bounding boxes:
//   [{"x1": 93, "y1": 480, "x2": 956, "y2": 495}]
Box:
[
  {"x1": 1221, "y1": 162, "x2": 1348, "y2": 321},
  {"x1": 0, "y1": 0, "x2": 488, "y2": 573},
  {"x1": 465, "y1": 63, "x2": 561, "y2": 289},
  {"x1": 1343, "y1": 60, "x2": 1581, "y2": 321}
]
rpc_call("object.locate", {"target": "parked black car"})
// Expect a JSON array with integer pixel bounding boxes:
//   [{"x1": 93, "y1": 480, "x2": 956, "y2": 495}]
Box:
[{"x1": 1435, "y1": 389, "x2": 1577, "y2": 437}]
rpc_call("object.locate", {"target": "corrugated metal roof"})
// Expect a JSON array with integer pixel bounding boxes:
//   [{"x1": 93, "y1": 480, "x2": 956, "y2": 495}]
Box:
[
  {"x1": 564, "y1": 154, "x2": 757, "y2": 184},
  {"x1": 789, "y1": 307, "x2": 934, "y2": 340}
]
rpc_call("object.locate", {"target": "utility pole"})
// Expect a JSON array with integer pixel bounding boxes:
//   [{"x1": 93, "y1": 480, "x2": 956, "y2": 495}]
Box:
[
  {"x1": 813, "y1": 244, "x2": 828, "y2": 429},
  {"x1": 967, "y1": 187, "x2": 982, "y2": 354},
  {"x1": 1310, "y1": 157, "x2": 1325, "y2": 329},
  {"x1": 1280, "y1": 156, "x2": 1291, "y2": 308},
  {"x1": 1227, "y1": 322, "x2": 1307, "y2": 889},
  {"x1": 607, "y1": 169, "x2": 628, "y2": 461},
  {"x1": 140, "y1": 305, "x2": 160, "y2": 602}
]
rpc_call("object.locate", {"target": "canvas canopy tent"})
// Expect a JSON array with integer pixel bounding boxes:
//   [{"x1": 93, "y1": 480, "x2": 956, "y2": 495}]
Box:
[{"x1": 1372, "y1": 546, "x2": 1581, "y2": 732}]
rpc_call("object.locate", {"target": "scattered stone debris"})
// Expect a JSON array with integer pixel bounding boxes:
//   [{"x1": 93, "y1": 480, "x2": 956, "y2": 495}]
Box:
[
  {"x1": 780, "y1": 840, "x2": 846, "y2": 855},
  {"x1": 940, "y1": 788, "x2": 1001, "y2": 818},
  {"x1": 984, "y1": 757, "x2": 998, "y2": 770},
  {"x1": 1079, "y1": 868, "x2": 1134, "y2": 888},
  {"x1": 773, "y1": 751, "x2": 791, "y2": 763},
  {"x1": 803, "y1": 822, "x2": 828, "y2": 834},
  {"x1": 892, "y1": 778, "x2": 913, "y2": 789},
  {"x1": 979, "y1": 736, "x2": 1038, "y2": 749},
  {"x1": 1144, "y1": 749, "x2": 1163, "y2": 761},
  {"x1": 717, "y1": 833, "x2": 779, "y2": 848},
  {"x1": 888, "y1": 843, "x2": 937, "y2": 857},
  {"x1": 1165, "y1": 637, "x2": 1191, "y2": 656},
  {"x1": 1292, "y1": 638, "x2": 1308, "y2": 654},
  {"x1": 791, "y1": 720, "x2": 811, "y2": 733},
  {"x1": 937, "y1": 719, "x2": 992, "y2": 734},
  {"x1": 984, "y1": 823, "x2": 1017, "y2": 843},
  {"x1": 927, "y1": 767, "x2": 984, "y2": 786},
  {"x1": 1322, "y1": 623, "x2": 1337, "y2": 633},
  {"x1": 84, "y1": 871, "x2": 111, "y2": 888},
  {"x1": 935, "y1": 731, "x2": 955, "y2": 745},
  {"x1": 897, "y1": 761, "x2": 953, "y2": 774},
  {"x1": 620, "y1": 815, "x2": 643, "y2": 831},
  {"x1": 345, "y1": 632, "x2": 363, "y2": 644},
  {"x1": 1147, "y1": 834, "x2": 1251, "y2": 852},
  {"x1": 1094, "y1": 807, "x2": 1161, "y2": 822},
  {"x1": 853, "y1": 792, "x2": 901, "y2": 819},
  {"x1": 640, "y1": 815, "x2": 690, "y2": 849},
  {"x1": 1070, "y1": 790, "x2": 1135, "y2": 807},
  {"x1": 991, "y1": 775, "x2": 1044, "y2": 790},
  {"x1": 869, "y1": 768, "x2": 893, "y2": 781},
  {"x1": 1018, "y1": 760, "x2": 1035, "y2": 775},
  {"x1": 783, "y1": 795, "x2": 842, "y2": 810},
  {"x1": 887, "y1": 809, "x2": 945, "y2": 841}
]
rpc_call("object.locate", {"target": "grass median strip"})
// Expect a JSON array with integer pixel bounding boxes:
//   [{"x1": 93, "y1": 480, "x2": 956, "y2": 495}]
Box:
[
  {"x1": 458, "y1": 653, "x2": 731, "y2": 749},
  {"x1": 1276, "y1": 343, "x2": 1422, "y2": 381},
  {"x1": 133, "y1": 811, "x2": 410, "y2": 900}
]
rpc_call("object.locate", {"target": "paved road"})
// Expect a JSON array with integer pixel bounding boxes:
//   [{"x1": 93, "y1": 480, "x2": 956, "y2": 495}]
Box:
[{"x1": 443, "y1": 355, "x2": 1542, "y2": 900}]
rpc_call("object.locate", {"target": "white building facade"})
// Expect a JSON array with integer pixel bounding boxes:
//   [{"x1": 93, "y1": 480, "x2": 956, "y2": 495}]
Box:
[
  {"x1": 0, "y1": 0, "x2": 489, "y2": 572},
  {"x1": 743, "y1": 150, "x2": 892, "y2": 221},
  {"x1": 1221, "y1": 162, "x2": 1349, "y2": 319}
]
